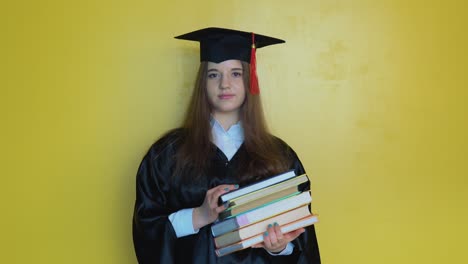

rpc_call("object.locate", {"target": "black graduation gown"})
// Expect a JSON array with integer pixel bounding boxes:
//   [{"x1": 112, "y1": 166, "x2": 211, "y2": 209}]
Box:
[{"x1": 132, "y1": 129, "x2": 321, "y2": 264}]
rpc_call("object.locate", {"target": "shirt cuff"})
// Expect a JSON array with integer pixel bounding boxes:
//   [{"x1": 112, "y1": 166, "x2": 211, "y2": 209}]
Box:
[
  {"x1": 267, "y1": 242, "x2": 294, "y2": 256},
  {"x1": 168, "y1": 208, "x2": 200, "y2": 238}
]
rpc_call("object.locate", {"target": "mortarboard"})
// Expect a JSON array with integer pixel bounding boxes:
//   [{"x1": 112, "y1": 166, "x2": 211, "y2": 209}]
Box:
[{"x1": 175, "y1": 27, "x2": 285, "y2": 94}]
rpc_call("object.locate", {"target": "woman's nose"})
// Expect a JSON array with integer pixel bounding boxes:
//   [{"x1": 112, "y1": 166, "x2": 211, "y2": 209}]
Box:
[{"x1": 220, "y1": 75, "x2": 231, "y2": 89}]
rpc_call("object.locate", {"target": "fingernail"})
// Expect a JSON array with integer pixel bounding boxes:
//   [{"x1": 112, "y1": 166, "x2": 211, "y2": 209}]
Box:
[
  {"x1": 264, "y1": 231, "x2": 268, "y2": 237},
  {"x1": 224, "y1": 187, "x2": 229, "y2": 191},
  {"x1": 268, "y1": 224, "x2": 273, "y2": 228},
  {"x1": 274, "y1": 222, "x2": 279, "y2": 226},
  {"x1": 234, "y1": 184, "x2": 239, "y2": 189},
  {"x1": 224, "y1": 203, "x2": 228, "y2": 208}
]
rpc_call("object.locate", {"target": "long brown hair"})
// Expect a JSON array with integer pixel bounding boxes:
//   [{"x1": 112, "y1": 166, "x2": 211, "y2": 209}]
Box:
[{"x1": 174, "y1": 61, "x2": 292, "y2": 181}]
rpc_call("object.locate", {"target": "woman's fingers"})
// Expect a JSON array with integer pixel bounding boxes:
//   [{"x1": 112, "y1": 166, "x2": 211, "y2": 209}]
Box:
[
  {"x1": 263, "y1": 223, "x2": 284, "y2": 252},
  {"x1": 267, "y1": 224, "x2": 278, "y2": 247},
  {"x1": 263, "y1": 228, "x2": 272, "y2": 249},
  {"x1": 271, "y1": 222, "x2": 284, "y2": 246},
  {"x1": 262, "y1": 223, "x2": 306, "y2": 253},
  {"x1": 209, "y1": 184, "x2": 238, "y2": 209},
  {"x1": 193, "y1": 184, "x2": 239, "y2": 229},
  {"x1": 251, "y1": 224, "x2": 306, "y2": 253},
  {"x1": 283, "y1": 228, "x2": 305, "y2": 241},
  {"x1": 209, "y1": 186, "x2": 228, "y2": 207}
]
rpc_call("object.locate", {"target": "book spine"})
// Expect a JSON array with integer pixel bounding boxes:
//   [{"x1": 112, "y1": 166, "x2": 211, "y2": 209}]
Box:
[
  {"x1": 218, "y1": 209, "x2": 234, "y2": 221},
  {"x1": 215, "y1": 235, "x2": 263, "y2": 257},
  {"x1": 214, "y1": 231, "x2": 241, "y2": 248},
  {"x1": 211, "y1": 218, "x2": 239, "y2": 237}
]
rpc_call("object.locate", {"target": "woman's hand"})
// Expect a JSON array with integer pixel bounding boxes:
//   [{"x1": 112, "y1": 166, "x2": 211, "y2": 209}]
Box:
[
  {"x1": 192, "y1": 184, "x2": 238, "y2": 230},
  {"x1": 252, "y1": 222, "x2": 305, "y2": 254}
]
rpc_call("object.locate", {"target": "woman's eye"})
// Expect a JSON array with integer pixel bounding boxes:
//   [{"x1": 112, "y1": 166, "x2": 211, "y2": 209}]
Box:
[
  {"x1": 207, "y1": 73, "x2": 219, "y2": 79},
  {"x1": 232, "y1": 72, "x2": 242, "y2": 77}
]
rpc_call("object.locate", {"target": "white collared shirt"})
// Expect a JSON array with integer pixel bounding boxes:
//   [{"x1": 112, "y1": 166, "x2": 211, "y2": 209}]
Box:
[{"x1": 210, "y1": 117, "x2": 244, "y2": 161}]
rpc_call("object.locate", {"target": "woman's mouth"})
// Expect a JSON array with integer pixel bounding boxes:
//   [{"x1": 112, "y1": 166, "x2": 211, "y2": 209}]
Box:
[{"x1": 219, "y1": 94, "x2": 235, "y2": 100}]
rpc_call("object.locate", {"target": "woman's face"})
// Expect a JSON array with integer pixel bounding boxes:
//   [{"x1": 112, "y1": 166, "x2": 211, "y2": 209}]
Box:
[{"x1": 206, "y1": 59, "x2": 246, "y2": 118}]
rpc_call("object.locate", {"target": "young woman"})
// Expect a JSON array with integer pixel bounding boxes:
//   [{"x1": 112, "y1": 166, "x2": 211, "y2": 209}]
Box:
[{"x1": 132, "y1": 27, "x2": 321, "y2": 263}]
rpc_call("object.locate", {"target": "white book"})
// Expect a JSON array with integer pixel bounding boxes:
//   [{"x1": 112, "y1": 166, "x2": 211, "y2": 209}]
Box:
[
  {"x1": 227, "y1": 174, "x2": 309, "y2": 208},
  {"x1": 219, "y1": 170, "x2": 296, "y2": 203}
]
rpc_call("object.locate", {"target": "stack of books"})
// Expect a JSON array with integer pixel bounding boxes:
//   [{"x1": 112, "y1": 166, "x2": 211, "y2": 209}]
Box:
[{"x1": 211, "y1": 170, "x2": 318, "y2": 257}]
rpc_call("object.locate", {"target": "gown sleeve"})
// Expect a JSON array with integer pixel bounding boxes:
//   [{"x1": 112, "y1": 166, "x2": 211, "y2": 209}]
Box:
[
  {"x1": 132, "y1": 135, "x2": 180, "y2": 264},
  {"x1": 284, "y1": 142, "x2": 322, "y2": 264}
]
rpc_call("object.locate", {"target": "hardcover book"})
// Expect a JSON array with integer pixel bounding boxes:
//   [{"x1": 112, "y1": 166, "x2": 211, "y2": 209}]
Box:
[
  {"x1": 219, "y1": 170, "x2": 296, "y2": 204},
  {"x1": 215, "y1": 205, "x2": 311, "y2": 248},
  {"x1": 215, "y1": 215, "x2": 319, "y2": 257},
  {"x1": 211, "y1": 191, "x2": 312, "y2": 237},
  {"x1": 219, "y1": 174, "x2": 310, "y2": 221}
]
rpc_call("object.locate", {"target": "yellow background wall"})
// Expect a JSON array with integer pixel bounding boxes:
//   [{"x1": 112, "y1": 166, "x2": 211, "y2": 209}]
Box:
[{"x1": 2, "y1": 0, "x2": 467, "y2": 263}]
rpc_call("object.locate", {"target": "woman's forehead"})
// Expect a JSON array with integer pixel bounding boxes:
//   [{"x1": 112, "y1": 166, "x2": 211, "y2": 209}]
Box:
[{"x1": 207, "y1": 60, "x2": 243, "y2": 70}]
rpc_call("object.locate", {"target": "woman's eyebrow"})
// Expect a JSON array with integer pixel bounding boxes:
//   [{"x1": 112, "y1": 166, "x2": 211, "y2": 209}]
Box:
[{"x1": 207, "y1": 69, "x2": 219, "y2": 72}]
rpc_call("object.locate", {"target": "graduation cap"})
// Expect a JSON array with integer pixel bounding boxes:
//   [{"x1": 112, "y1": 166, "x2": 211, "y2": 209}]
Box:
[{"x1": 175, "y1": 27, "x2": 285, "y2": 94}]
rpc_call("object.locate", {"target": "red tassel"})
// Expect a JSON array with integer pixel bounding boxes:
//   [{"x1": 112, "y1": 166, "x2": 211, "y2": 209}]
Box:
[{"x1": 250, "y1": 32, "x2": 260, "y2": 95}]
